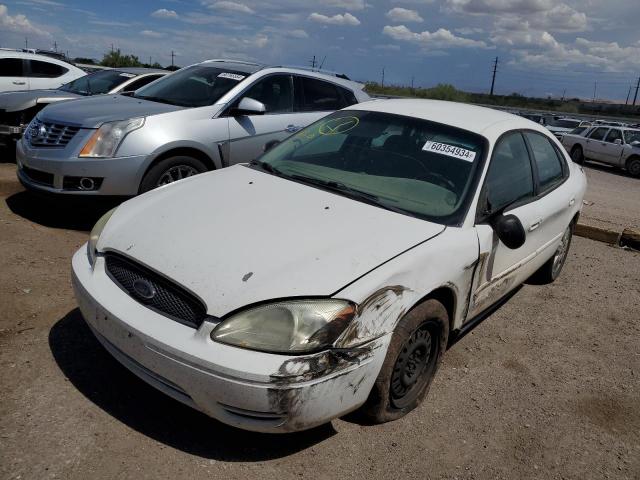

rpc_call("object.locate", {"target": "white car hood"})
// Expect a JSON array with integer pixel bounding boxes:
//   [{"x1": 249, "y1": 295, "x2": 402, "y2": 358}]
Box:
[{"x1": 98, "y1": 165, "x2": 445, "y2": 317}]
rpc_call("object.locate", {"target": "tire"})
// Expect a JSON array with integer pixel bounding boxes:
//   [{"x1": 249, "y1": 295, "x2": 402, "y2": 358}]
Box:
[
  {"x1": 570, "y1": 145, "x2": 584, "y2": 165},
  {"x1": 626, "y1": 156, "x2": 640, "y2": 178},
  {"x1": 360, "y1": 299, "x2": 449, "y2": 424},
  {"x1": 139, "y1": 156, "x2": 208, "y2": 194},
  {"x1": 528, "y1": 222, "x2": 573, "y2": 285}
]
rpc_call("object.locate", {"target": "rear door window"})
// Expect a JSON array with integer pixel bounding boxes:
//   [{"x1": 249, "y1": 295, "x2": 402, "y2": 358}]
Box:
[
  {"x1": 0, "y1": 58, "x2": 24, "y2": 76},
  {"x1": 28, "y1": 60, "x2": 68, "y2": 78},
  {"x1": 299, "y1": 77, "x2": 344, "y2": 111},
  {"x1": 524, "y1": 132, "x2": 565, "y2": 192}
]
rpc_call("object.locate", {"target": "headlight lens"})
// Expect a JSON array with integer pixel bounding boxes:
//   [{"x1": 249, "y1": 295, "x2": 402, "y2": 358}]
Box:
[
  {"x1": 87, "y1": 207, "x2": 117, "y2": 267},
  {"x1": 79, "y1": 117, "x2": 144, "y2": 158},
  {"x1": 211, "y1": 299, "x2": 356, "y2": 353}
]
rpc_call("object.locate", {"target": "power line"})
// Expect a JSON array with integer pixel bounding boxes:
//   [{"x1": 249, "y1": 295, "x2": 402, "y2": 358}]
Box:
[
  {"x1": 490, "y1": 56, "x2": 498, "y2": 96},
  {"x1": 633, "y1": 76, "x2": 640, "y2": 106}
]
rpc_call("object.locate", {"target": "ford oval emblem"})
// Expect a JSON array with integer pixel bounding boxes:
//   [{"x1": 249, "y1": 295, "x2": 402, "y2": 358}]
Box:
[{"x1": 132, "y1": 278, "x2": 156, "y2": 301}]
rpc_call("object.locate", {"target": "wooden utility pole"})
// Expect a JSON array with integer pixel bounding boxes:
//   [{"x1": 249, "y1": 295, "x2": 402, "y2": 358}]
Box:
[
  {"x1": 381, "y1": 67, "x2": 385, "y2": 88},
  {"x1": 626, "y1": 85, "x2": 632, "y2": 105},
  {"x1": 490, "y1": 56, "x2": 498, "y2": 96},
  {"x1": 309, "y1": 55, "x2": 316, "y2": 70},
  {"x1": 592, "y1": 81, "x2": 597, "y2": 102},
  {"x1": 171, "y1": 50, "x2": 175, "y2": 67},
  {"x1": 633, "y1": 76, "x2": 640, "y2": 106}
]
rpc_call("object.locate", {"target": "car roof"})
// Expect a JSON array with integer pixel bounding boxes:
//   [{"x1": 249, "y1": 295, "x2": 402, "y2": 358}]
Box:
[
  {"x1": 344, "y1": 98, "x2": 545, "y2": 138},
  {"x1": 199, "y1": 59, "x2": 264, "y2": 74}
]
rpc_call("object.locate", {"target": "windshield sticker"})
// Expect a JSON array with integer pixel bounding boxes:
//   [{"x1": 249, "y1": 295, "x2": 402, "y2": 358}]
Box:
[
  {"x1": 318, "y1": 116, "x2": 360, "y2": 135},
  {"x1": 218, "y1": 72, "x2": 245, "y2": 81},
  {"x1": 119, "y1": 73, "x2": 136, "y2": 78},
  {"x1": 422, "y1": 141, "x2": 476, "y2": 162}
]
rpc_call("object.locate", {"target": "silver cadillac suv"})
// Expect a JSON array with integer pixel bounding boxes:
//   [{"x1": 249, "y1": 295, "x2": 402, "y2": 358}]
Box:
[{"x1": 16, "y1": 59, "x2": 369, "y2": 195}]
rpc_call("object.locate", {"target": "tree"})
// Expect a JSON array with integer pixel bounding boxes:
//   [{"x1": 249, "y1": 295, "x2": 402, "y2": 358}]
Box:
[
  {"x1": 101, "y1": 49, "x2": 143, "y2": 68},
  {"x1": 73, "y1": 57, "x2": 96, "y2": 65}
]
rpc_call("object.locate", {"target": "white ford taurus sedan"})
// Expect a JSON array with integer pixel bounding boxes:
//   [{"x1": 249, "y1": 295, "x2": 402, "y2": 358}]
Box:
[{"x1": 72, "y1": 99, "x2": 587, "y2": 433}]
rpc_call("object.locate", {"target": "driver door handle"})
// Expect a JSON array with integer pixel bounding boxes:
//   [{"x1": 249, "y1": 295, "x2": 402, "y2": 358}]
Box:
[
  {"x1": 528, "y1": 219, "x2": 542, "y2": 232},
  {"x1": 285, "y1": 124, "x2": 302, "y2": 133},
  {"x1": 12, "y1": 81, "x2": 26, "y2": 85}
]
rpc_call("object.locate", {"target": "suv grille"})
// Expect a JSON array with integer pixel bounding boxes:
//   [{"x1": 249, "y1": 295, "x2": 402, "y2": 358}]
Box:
[
  {"x1": 104, "y1": 253, "x2": 207, "y2": 329},
  {"x1": 27, "y1": 118, "x2": 80, "y2": 147}
]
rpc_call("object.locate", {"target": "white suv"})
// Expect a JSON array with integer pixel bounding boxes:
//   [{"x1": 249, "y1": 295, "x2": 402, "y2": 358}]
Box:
[{"x1": 0, "y1": 51, "x2": 86, "y2": 93}]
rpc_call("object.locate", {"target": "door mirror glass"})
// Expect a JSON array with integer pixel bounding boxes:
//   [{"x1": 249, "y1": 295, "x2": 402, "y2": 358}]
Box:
[
  {"x1": 233, "y1": 97, "x2": 266, "y2": 116},
  {"x1": 492, "y1": 214, "x2": 526, "y2": 249}
]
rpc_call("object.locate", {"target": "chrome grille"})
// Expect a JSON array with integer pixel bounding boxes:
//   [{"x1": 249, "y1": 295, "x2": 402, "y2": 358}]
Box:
[
  {"x1": 104, "y1": 253, "x2": 207, "y2": 329},
  {"x1": 27, "y1": 118, "x2": 80, "y2": 147}
]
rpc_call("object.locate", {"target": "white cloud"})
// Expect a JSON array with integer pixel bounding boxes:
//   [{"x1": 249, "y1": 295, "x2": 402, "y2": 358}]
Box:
[
  {"x1": 210, "y1": 1, "x2": 255, "y2": 14},
  {"x1": 386, "y1": 8, "x2": 423, "y2": 23},
  {"x1": 308, "y1": 12, "x2": 361, "y2": 26},
  {"x1": 287, "y1": 29, "x2": 308, "y2": 39},
  {"x1": 383, "y1": 25, "x2": 489, "y2": 48},
  {"x1": 141, "y1": 30, "x2": 164, "y2": 38},
  {"x1": 0, "y1": 4, "x2": 50, "y2": 37},
  {"x1": 151, "y1": 8, "x2": 178, "y2": 19}
]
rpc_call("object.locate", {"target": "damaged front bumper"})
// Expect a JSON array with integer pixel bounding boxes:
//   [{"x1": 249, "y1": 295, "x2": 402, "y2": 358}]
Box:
[{"x1": 71, "y1": 247, "x2": 389, "y2": 433}]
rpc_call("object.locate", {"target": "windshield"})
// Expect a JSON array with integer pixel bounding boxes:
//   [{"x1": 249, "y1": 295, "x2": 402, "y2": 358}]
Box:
[
  {"x1": 256, "y1": 110, "x2": 486, "y2": 225},
  {"x1": 59, "y1": 70, "x2": 134, "y2": 95},
  {"x1": 133, "y1": 65, "x2": 246, "y2": 107},
  {"x1": 625, "y1": 130, "x2": 640, "y2": 144},
  {"x1": 551, "y1": 119, "x2": 581, "y2": 128},
  {"x1": 568, "y1": 126, "x2": 588, "y2": 135}
]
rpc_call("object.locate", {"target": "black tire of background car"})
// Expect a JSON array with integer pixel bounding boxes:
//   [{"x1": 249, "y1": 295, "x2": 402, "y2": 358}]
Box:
[
  {"x1": 570, "y1": 145, "x2": 584, "y2": 165},
  {"x1": 528, "y1": 222, "x2": 574, "y2": 285},
  {"x1": 626, "y1": 156, "x2": 640, "y2": 178},
  {"x1": 139, "y1": 156, "x2": 208, "y2": 193},
  {"x1": 360, "y1": 299, "x2": 449, "y2": 424}
]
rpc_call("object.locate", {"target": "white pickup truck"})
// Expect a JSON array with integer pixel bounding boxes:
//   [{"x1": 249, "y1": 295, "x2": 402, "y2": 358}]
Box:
[{"x1": 561, "y1": 125, "x2": 640, "y2": 177}]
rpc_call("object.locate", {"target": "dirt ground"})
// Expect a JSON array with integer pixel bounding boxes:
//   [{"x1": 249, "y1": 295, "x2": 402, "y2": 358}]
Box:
[
  {"x1": 580, "y1": 162, "x2": 640, "y2": 232},
  {"x1": 0, "y1": 161, "x2": 639, "y2": 480}
]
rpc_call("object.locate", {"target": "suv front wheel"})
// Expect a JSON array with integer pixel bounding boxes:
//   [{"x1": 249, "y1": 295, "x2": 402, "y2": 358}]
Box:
[{"x1": 140, "y1": 156, "x2": 208, "y2": 193}]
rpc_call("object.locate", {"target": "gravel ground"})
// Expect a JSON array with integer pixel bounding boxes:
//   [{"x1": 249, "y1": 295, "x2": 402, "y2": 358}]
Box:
[
  {"x1": 1, "y1": 162, "x2": 639, "y2": 480},
  {"x1": 580, "y1": 162, "x2": 640, "y2": 232}
]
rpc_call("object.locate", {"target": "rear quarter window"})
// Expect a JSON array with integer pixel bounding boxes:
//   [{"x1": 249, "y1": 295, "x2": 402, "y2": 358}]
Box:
[{"x1": 28, "y1": 60, "x2": 68, "y2": 78}]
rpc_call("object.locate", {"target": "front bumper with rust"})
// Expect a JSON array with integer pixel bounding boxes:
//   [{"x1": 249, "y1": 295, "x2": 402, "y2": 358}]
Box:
[{"x1": 71, "y1": 246, "x2": 389, "y2": 433}]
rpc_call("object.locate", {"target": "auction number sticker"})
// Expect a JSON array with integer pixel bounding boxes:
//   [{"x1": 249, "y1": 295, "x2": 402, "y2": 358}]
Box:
[
  {"x1": 218, "y1": 72, "x2": 245, "y2": 81},
  {"x1": 422, "y1": 141, "x2": 476, "y2": 162}
]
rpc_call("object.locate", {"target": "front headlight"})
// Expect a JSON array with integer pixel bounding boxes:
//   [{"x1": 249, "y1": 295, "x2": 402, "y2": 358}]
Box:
[
  {"x1": 87, "y1": 207, "x2": 117, "y2": 267},
  {"x1": 211, "y1": 299, "x2": 356, "y2": 353},
  {"x1": 79, "y1": 117, "x2": 144, "y2": 158}
]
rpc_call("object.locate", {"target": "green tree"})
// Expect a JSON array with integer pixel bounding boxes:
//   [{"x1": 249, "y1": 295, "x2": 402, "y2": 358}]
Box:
[{"x1": 101, "y1": 49, "x2": 143, "y2": 68}]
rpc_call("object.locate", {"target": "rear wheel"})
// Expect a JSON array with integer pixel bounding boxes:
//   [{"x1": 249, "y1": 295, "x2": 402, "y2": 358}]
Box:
[
  {"x1": 626, "y1": 156, "x2": 640, "y2": 178},
  {"x1": 570, "y1": 145, "x2": 584, "y2": 165},
  {"x1": 361, "y1": 299, "x2": 448, "y2": 423},
  {"x1": 139, "y1": 156, "x2": 208, "y2": 193},
  {"x1": 529, "y1": 223, "x2": 573, "y2": 285}
]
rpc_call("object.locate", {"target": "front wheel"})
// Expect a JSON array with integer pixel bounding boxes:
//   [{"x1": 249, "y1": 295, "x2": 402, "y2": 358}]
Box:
[
  {"x1": 139, "y1": 156, "x2": 208, "y2": 194},
  {"x1": 528, "y1": 223, "x2": 573, "y2": 285},
  {"x1": 360, "y1": 299, "x2": 448, "y2": 424}
]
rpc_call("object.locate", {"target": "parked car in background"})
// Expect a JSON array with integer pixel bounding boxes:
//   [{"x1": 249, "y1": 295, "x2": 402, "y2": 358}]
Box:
[
  {"x1": 519, "y1": 113, "x2": 546, "y2": 125},
  {"x1": 562, "y1": 125, "x2": 640, "y2": 177},
  {"x1": 72, "y1": 99, "x2": 586, "y2": 433},
  {"x1": 0, "y1": 68, "x2": 167, "y2": 148},
  {"x1": 0, "y1": 51, "x2": 85, "y2": 93},
  {"x1": 545, "y1": 118, "x2": 584, "y2": 139},
  {"x1": 16, "y1": 59, "x2": 369, "y2": 196}
]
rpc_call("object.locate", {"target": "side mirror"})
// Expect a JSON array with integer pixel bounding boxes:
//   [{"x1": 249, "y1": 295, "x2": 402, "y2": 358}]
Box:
[
  {"x1": 614, "y1": 138, "x2": 622, "y2": 145},
  {"x1": 232, "y1": 97, "x2": 266, "y2": 116},
  {"x1": 492, "y1": 214, "x2": 526, "y2": 249},
  {"x1": 264, "y1": 139, "x2": 280, "y2": 152}
]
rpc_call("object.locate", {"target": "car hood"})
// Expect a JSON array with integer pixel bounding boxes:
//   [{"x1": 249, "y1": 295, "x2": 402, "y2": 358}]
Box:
[
  {"x1": 0, "y1": 89, "x2": 81, "y2": 113},
  {"x1": 98, "y1": 165, "x2": 446, "y2": 317},
  {"x1": 38, "y1": 94, "x2": 184, "y2": 128}
]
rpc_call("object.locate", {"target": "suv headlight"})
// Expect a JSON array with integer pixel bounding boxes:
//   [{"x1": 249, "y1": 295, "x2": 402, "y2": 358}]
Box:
[
  {"x1": 87, "y1": 207, "x2": 117, "y2": 267},
  {"x1": 80, "y1": 117, "x2": 144, "y2": 158},
  {"x1": 211, "y1": 299, "x2": 356, "y2": 354}
]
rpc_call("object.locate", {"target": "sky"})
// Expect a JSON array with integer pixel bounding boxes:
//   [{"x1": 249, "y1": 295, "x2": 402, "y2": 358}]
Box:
[{"x1": 1, "y1": 0, "x2": 639, "y2": 102}]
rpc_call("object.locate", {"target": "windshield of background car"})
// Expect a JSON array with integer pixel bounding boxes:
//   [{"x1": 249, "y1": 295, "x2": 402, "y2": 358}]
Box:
[
  {"x1": 133, "y1": 65, "x2": 246, "y2": 107},
  {"x1": 59, "y1": 70, "x2": 133, "y2": 95},
  {"x1": 258, "y1": 110, "x2": 486, "y2": 224},
  {"x1": 568, "y1": 126, "x2": 588, "y2": 135},
  {"x1": 552, "y1": 119, "x2": 581, "y2": 128}
]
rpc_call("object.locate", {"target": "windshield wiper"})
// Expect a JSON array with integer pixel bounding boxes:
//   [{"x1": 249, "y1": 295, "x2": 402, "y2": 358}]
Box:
[
  {"x1": 250, "y1": 159, "x2": 284, "y2": 176},
  {"x1": 289, "y1": 174, "x2": 409, "y2": 216}
]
